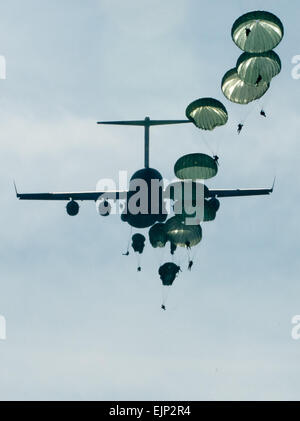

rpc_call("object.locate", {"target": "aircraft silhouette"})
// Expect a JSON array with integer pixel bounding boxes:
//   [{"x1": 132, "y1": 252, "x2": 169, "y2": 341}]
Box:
[{"x1": 15, "y1": 117, "x2": 274, "y2": 216}]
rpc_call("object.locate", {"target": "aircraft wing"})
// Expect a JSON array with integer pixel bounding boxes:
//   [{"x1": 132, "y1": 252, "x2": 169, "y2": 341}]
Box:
[
  {"x1": 207, "y1": 178, "x2": 275, "y2": 198},
  {"x1": 208, "y1": 186, "x2": 274, "y2": 198},
  {"x1": 15, "y1": 189, "x2": 126, "y2": 201},
  {"x1": 15, "y1": 179, "x2": 275, "y2": 200}
]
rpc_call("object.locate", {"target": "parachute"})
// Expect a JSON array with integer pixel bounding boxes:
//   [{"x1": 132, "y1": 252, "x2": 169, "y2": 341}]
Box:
[
  {"x1": 165, "y1": 216, "x2": 202, "y2": 248},
  {"x1": 131, "y1": 233, "x2": 146, "y2": 254},
  {"x1": 174, "y1": 153, "x2": 218, "y2": 180},
  {"x1": 186, "y1": 98, "x2": 228, "y2": 130},
  {"x1": 158, "y1": 262, "x2": 181, "y2": 286},
  {"x1": 221, "y1": 68, "x2": 269, "y2": 105},
  {"x1": 223, "y1": 11, "x2": 283, "y2": 128},
  {"x1": 236, "y1": 51, "x2": 281, "y2": 86},
  {"x1": 149, "y1": 223, "x2": 167, "y2": 248},
  {"x1": 231, "y1": 11, "x2": 284, "y2": 53}
]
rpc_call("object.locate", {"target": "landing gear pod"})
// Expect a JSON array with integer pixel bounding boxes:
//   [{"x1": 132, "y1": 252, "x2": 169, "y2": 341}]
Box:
[{"x1": 66, "y1": 200, "x2": 79, "y2": 216}]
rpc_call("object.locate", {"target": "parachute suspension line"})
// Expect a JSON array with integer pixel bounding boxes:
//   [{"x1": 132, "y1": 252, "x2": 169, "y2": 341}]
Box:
[
  {"x1": 175, "y1": 253, "x2": 180, "y2": 268},
  {"x1": 200, "y1": 131, "x2": 215, "y2": 156},
  {"x1": 161, "y1": 283, "x2": 175, "y2": 308},
  {"x1": 161, "y1": 285, "x2": 170, "y2": 308},
  {"x1": 191, "y1": 241, "x2": 200, "y2": 261},
  {"x1": 260, "y1": 97, "x2": 270, "y2": 111},
  {"x1": 259, "y1": 91, "x2": 272, "y2": 117},
  {"x1": 186, "y1": 245, "x2": 196, "y2": 271},
  {"x1": 122, "y1": 226, "x2": 133, "y2": 256},
  {"x1": 189, "y1": 241, "x2": 202, "y2": 270},
  {"x1": 237, "y1": 102, "x2": 259, "y2": 134},
  {"x1": 159, "y1": 246, "x2": 167, "y2": 266},
  {"x1": 203, "y1": 130, "x2": 221, "y2": 160},
  {"x1": 214, "y1": 127, "x2": 223, "y2": 157},
  {"x1": 174, "y1": 248, "x2": 183, "y2": 270},
  {"x1": 152, "y1": 244, "x2": 167, "y2": 267},
  {"x1": 240, "y1": 102, "x2": 258, "y2": 125},
  {"x1": 136, "y1": 252, "x2": 142, "y2": 272}
]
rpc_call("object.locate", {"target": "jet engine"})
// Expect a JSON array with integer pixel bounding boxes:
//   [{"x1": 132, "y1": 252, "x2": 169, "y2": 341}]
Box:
[
  {"x1": 66, "y1": 200, "x2": 79, "y2": 216},
  {"x1": 98, "y1": 200, "x2": 111, "y2": 217}
]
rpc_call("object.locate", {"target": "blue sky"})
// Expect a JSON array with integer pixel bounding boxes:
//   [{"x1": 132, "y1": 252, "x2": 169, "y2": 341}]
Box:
[{"x1": 0, "y1": 0, "x2": 299, "y2": 400}]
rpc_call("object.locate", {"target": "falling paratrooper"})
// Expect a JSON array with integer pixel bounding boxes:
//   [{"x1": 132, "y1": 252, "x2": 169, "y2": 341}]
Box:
[
  {"x1": 159, "y1": 262, "x2": 181, "y2": 310},
  {"x1": 131, "y1": 233, "x2": 146, "y2": 272}
]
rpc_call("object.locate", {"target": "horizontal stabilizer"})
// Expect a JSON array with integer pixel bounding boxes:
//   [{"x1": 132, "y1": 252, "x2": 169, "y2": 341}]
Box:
[{"x1": 97, "y1": 119, "x2": 191, "y2": 127}]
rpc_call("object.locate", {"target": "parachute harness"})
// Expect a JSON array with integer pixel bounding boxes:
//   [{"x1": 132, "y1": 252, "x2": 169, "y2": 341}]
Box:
[{"x1": 123, "y1": 226, "x2": 133, "y2": 256}]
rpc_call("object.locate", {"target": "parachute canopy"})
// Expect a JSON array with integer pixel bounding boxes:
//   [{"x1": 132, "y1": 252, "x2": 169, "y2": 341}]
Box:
[
  {"x1": 131, "y1": 233, "x2": 146, "y2": 254},
  {"x1": 165, "y1": 216, "x2": 202, "y2": 248},
  {"x1": 222, "y1": 68, "x2": 269, "y2": 104},
  {"x1": 236, "y1": 51, "x2": 281, "y2": 86},
  {"x1": 159, "y1": 262, "x2": 181, "y2": 286},
  {"x1": 232, "y1": 11, "x2": 284, "y2": 53},
  {"x1": 186, "y1": 97, "x2": 228, "y2": 130},
  {"x1": 149, "y1": 223, "x2": 167, "y2": 248},
  {"x1": 174, "y1": 153, "x2": 218, "y2": 180}
]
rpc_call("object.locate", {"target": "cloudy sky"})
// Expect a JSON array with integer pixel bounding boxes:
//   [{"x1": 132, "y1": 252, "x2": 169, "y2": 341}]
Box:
[{"x1": 0, "y1": 0, "x2": 299, "y2": 400}]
